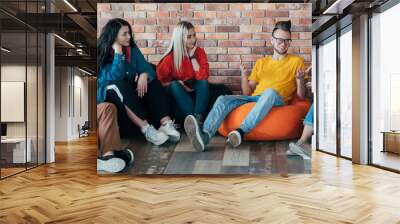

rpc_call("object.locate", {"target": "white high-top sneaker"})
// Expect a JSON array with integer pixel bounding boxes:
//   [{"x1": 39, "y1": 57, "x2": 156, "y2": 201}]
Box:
[
  {"x1": 141, "y1": 124, "x2": 168, "y2": 146},
  {"x1": 159, "y1": 120, "x2": 181, "y2": 142}
]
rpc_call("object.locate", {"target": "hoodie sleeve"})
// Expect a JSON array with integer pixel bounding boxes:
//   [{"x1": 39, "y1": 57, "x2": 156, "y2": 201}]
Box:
[
  {"x1": 156, "y1": 53, "x2": 174, "y2": 83},
  {"x1": 194, "y1": 47, "x2": 209, "y2": 80}
]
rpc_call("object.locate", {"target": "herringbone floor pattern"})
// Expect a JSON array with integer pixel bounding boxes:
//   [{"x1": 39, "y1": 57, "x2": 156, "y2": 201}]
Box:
[{"x1": 1, "y1": 135, "x2": 400, "y2": 224}]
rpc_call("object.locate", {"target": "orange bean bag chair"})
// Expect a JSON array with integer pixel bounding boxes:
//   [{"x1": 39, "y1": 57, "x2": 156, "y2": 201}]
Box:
[{"x1": 218, "y1": 95, "x2": 311, "y2": 141}]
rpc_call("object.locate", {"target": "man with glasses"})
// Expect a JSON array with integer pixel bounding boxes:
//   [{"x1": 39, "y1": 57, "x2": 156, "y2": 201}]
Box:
[{"x1": 184, "y1": 20, "x2": 309, "y2": 151}]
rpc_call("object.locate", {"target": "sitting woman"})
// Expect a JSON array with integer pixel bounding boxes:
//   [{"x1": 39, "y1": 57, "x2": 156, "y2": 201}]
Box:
[
  {"x1": 156, "y1": 21, "x2": 210, "y2": 123},
  {"x1": 97, "y1": 18, "x2": 180, "y2": 147}
]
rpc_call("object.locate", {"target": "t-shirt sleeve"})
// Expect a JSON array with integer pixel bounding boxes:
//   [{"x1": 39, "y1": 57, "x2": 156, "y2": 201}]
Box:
[{"x1": 248, "y1": 59, "x2": 262, "y2": 83}]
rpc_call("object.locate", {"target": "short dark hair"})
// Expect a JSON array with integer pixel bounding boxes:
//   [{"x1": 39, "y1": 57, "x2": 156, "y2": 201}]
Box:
[{"x1": 272, "y1": 20, "x2": 291, "y2": 35}]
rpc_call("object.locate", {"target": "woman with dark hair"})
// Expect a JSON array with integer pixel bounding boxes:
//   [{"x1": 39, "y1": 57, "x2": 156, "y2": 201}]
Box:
[
  {"x1": 97, "y1": 19, "x2": 180, "y2": 152},
  {"x1": 156, "y1": 21, "x2": 210, "y2": 123}
]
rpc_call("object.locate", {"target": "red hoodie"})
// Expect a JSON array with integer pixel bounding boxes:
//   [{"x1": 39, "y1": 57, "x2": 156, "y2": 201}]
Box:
[{"x1": 156, "y1": 47, "x2": 209, "y2": 83}]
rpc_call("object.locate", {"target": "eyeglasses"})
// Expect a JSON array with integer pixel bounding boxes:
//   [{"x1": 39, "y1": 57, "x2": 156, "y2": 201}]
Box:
[{"x1": 272, "y1": 35, "x2": 292, "y2": 45}]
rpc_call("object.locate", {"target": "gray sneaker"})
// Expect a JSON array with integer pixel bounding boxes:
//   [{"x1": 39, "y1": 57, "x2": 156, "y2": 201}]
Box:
[
  {"x1": 97, "y1": 155, "x2": 126, "y2": 173},
  {"x1": 142, "y1": 124, "x2": 169, "y2": 146},
  {"x1": 287, "y1": 142, "x2": 311, "y2": 160},
  {"x1": 184, "y1": 115, "x2": 209, "y2": 152}
]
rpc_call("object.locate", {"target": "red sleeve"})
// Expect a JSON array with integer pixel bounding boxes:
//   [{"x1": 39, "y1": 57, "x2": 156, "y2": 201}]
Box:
[
  {"x1": 194, "y1": 47, "x2": 209, "y2": 80},
  {"x1": 156, "y1": 53, "x2": 174, "y2": 83}
]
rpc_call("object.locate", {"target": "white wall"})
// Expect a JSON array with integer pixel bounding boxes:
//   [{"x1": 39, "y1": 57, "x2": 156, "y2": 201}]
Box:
[{"x1": 54, "y1": 66, "x2": 89, "y2": 141}]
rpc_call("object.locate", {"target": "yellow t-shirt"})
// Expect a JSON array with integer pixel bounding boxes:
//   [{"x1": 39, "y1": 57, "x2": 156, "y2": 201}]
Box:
[{"x1": 248, "y1": 54, "x2": 305, "y2": 103}]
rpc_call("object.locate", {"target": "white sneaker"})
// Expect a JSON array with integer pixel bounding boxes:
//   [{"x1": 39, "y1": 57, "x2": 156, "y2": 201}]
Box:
[
  {"x1": 227, "y1": 130, "x2": 242, "y2": 148},
  {"x1": 287, "y1": 142, "x2": 311, "y2": 160},
  {"x1": 142, "y1": 124, "x2": 168, "y2": 146},
  {"x1": 97, "y1": 155, "x2": 126, "y2": 173},
  {"x1": 159, "y1": 120, "x2": 181, "y2": 142}
]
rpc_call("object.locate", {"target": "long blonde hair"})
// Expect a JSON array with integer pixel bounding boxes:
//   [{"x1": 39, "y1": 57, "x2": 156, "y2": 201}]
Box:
[{"x1": 161, "y1": 21, "x2": 195, "y2": 72}]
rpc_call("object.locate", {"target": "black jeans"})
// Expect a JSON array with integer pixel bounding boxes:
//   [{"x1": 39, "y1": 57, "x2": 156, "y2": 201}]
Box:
[{"x1": 105, "y1": 79, "x2": 170, "y2": 138}]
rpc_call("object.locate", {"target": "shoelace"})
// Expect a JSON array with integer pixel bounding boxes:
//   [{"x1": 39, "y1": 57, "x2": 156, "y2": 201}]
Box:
[{"x1": 165, "y1": 120, "x2": 180, "y2": 130}]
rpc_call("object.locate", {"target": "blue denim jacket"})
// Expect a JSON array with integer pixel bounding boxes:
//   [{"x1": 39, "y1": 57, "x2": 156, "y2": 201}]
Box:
[{"x1": 97, "y1": 47, "x2": 155, "y2": 104}]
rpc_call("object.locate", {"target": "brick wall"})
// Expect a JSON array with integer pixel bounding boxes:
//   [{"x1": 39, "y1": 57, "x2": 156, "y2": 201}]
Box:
[{"x1": 98, "y1": 3, "x2": 312, "y2": 92}]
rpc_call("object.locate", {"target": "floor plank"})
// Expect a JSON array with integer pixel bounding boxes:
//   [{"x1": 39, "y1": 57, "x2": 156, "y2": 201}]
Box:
[{"x1": 0, "y1": 135, "x2": 399, "y2": 223}]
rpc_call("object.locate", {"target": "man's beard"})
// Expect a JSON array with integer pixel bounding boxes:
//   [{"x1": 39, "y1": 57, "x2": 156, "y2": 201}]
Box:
[{"x1": 274, "y1": 46, "x2": 288, "y2": 55}]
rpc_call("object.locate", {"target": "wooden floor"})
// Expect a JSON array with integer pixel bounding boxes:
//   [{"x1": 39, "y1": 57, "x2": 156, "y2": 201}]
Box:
[{"x1": 1, "y1": 135, "x2": 400, "y2": 223}]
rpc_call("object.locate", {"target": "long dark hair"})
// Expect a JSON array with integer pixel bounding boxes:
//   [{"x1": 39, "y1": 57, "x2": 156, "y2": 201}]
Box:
[{"x1": 97, "y1": 18, "x2": 137, "y2": 72}]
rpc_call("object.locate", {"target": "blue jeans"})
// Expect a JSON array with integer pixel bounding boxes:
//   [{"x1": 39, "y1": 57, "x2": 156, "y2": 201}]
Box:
[
  {"x1": 169, "y1": 80, "x2": 209, "y2": 117},
  {"x1": 303, "y1": 103, "x2": 314, "y2": 127},
  {"x1": 202, "y1": 88, "x2": 284, "y2": 138}
]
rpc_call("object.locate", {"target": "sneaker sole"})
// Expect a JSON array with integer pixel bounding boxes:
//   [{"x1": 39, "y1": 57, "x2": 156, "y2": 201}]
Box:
[
  {"x1": 167, "y1": 134, "x2": 181, "y2": 142},
  {"x1": 288, "y1": 143, "x2": 311, "y2": 159},
  {"x1": 227, "y1": 131, "x2": 241, "y2": 148},
  {"x1": 184, "y1": 115, "x2": 205, "y2": 152},
  {"x1": 126, "y1": 149, "x2": 135, "y2": 164},
  {"x1": 97, "y1": 158, "x2": 126, "y2": 173}
]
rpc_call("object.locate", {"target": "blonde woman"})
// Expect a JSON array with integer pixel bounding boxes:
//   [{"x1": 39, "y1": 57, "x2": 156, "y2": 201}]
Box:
[{"x1": 156, "y1": 21, "x2": 210, "y2": 123}]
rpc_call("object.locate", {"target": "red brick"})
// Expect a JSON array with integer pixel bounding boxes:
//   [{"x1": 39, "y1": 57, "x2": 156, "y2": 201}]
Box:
[
  {"x1": 134, "y1": 18, "x2": 157, "y2": 25},
  {"x1": 209, "y1": 62, "x2": 229, "y2": 69},
  {"x1": 229, "y1": 3, "x2": 252, "y2": 11},
  {"x1": 229, "y1": 62, "x2": 253, "y2": 69},
  {"x1": 135, "y1": 40, "x2": 147, "y2": 48},
  {"x1": 251, "y1": 47, "x2": 273, "y2": 55},
  {"x1": 204, "y1": 18, "x2": 226, "y2": 25},
  {"x1": 197, "y1": 40, "x2": 218, "y2": 47},
  {"x1": 194, "y1": 11, "x2": 216, "y2": 19},
  {"x1": 217, "y1": 11, "x2": 241, "y2": 18},
  {"x1": 291, "y1": 25, "x2": 312, "y2": 32},
  {"x1": 209, "y1": 69, "x2": 219, "y2": 77},
  {"x1": 182, "y1": 3, "x2": 204, "y2": 11},
  {"x1": 300, "y1": 47, "x2": 312, "y2": 54},
  {"x1": 289, "y1": 10, "x2": 311, "y2": 18},
  {"x1": 207, "y1": 55, "x2": 218, "y2": 62},
  {"x1": 158, "y1": 3, "x2": 181, "y2": 11},
  {"x1": 226, "y1": 18, "x2": 251, "y2": 25},
  {"x1": 145, "y1": 25, "x2": 169, "y2": 33},
  {"x1": 218, "y1": 55, "x2": 241, "y2": 62},
  {"x1": 205, "y1": 33, "x2": 228, "y2": 40},
  {"x1": 205, "y1": 4, "x2": 229, "y2": 11},
  {"x1": 299, "y1": 54, "x2": 311, "y2": 62},
  {"x1": 139, "y1": 48, "x2": 155, "y2": 55},
  {"x1": 131, "y1": 25, "x2": 144, "y2": 33},
  {"x1": 195, "y1": 33, "x2": 205, "y2": 40},
  {"x1": 288, "y1": 47, "x2": 300, "y2": 54},
  {"x1": 228, "y1": 47, "x2": 251, "y2": 54},
  {"x1": 204, "y1": 47, "x2": 227, "y2": 54},
  {"x1": 252, "y1": 33, "x2": 272, "y2": 40},
  {"x1": 184, "y1": 19, "x2": 204, "y2": 25},
  {"x1": 251, "y1": 18, "x2": 275, "y2": 25},
  {"x1": 290, "y1": 40, "x2": 312, "y2": 47},
  {"x1": 240, "y1": 54, "x2": 264, "y2": 62},
  {"x1": 218, "y1": 40, "x2": 242, "y2": 47},
  {"x1": 242, "y1": 40, "x2": 265, "y2": 47},
  {"x1": 195, "y1": 26, "x2": 215, "y2": 33},
  {"x1": 148, "y1": 54, "x2": 163, "y2": 63},
  {"x1": 147, "y1": 11, "x2": 169, "y2": 18},
  {"x1": 156, "y1": 47, "x2": 169, "y2": 54},
  {"x1": 243, "y1": 10, "x2": 265, "y2": 18},
  {"x1": 299, "y1": 32, "x2": 312, "y2": 40},
  {"x1": 111, "y1": 3, "x2": 134, "y2": 11},
  {"x1": 100, "y1": 11, "x2": 123, "y2": 19},
  {"x1": 218, "y1": 69, "x2": 240, "y2": 76},
  {"x1": 291, "y1": 32, "x2": 300, "y2": 40},
  {"x1": 292, "y1": 18, "x2": 312, "y2": 26},
  {"x1": 229, "y1": 33, "x2": 252, "y2": 40},
  {"x1": 289, "y1": 3, "x2": 309, "y2": 10},
  {"x1": 135, "y1": 4, "x2": 157, "y2": 11},
  {"x1": 240, "y1": 25, "x2": 262, "y2": 33},
  {"x1": 134, "y1": 33, "x2": 156, "y2": 40},
  {"x1": 216, "y1": 26, "x2": 240, "y2": 32},
  {"x1": 262, "y1": 25, "x2": 275, "y2": 33},
  {"x1": 158, "y1": 18, "x2": 180, "y2": 26},
  {"x1": 124, "y1": 11, "x2": 146, "y2": 19},
  {"x1": 265, "y1": 10, "x2": 289, "y2": 17},
  {"x1": 98, "y1": 3, "x2": 111, "y2": 12},
  {"x1": 252, "y1": 3, "x2": 275, "y2": 10},
  {"x1": 170, "y1": 11, "x2": 193, "y2": 18},
  {"x1": 157, "y1": 33, "x2": 172, "y2": 40},
  {"x1": 275, "y1": 3, "x2": 289, "y2": 10}
]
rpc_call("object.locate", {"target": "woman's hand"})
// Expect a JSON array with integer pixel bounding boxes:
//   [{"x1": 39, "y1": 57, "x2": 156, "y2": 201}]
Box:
[
  {"x1": 112, "y1": 42, "x2": 123, "y2": 54},
  {"x1": 191, "y1": 58, "x2": 200, "y2": 72},
  {"x1": 179, "y1": 80, "x2": 194, "y2": 92},
  {"x1": 136, "y1": 73, "x2": 148, "y2": 97}
]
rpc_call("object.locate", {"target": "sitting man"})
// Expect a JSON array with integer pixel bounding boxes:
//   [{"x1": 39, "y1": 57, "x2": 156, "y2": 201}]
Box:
[
  {"x1": 184, "y1": 20, "x2": 310, "y2": 151},
  {"x1": 97, "y1": 102, "x2": 134, "y2": 173}
]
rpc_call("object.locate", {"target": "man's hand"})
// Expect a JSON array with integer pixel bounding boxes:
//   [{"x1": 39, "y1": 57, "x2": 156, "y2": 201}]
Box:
[
  {"x1": 240, "y1": 58, "x2": 249, "y2": 79},
  {"x1": 296, "y1": 66, "x2": 312, "y2": 80}
]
